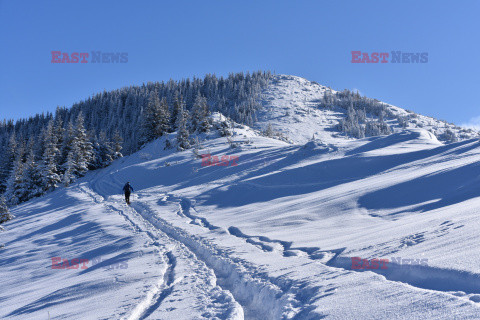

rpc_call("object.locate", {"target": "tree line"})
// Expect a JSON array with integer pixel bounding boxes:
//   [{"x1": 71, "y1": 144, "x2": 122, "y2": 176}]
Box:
[
  {"x1": 141, "y1": 91, "x2": 212, "y2": 150},
  {"x1": 0, "y1": 112, "x2": 122, "y2": 205},
  {"x1": 0, "y1": 71, "x2": 272, "y2": 205},
  {"x1": 320, "y1": 89, "x2": 393, "y2": 138}
]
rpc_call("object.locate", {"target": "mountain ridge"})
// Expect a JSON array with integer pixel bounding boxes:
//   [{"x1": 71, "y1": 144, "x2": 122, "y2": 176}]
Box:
[{"x1": 256, "y1": 74, "x2": 479, "y2": 145}]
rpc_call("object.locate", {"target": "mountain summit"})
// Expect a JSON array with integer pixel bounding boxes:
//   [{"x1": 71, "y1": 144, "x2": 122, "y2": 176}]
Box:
[{"x1": 256, "y1": 74, "x2": 478, "y2": 145}]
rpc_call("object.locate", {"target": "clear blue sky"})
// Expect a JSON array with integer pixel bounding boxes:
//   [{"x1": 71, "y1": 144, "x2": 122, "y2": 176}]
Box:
[{"x1": 1, "y1": 0, "x2": 479, "y2": 127}]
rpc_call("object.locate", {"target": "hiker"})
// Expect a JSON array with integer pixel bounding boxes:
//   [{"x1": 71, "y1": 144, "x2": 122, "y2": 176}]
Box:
[{"x1": 123, "y1": 182, "x2": 134, "y2": 205}]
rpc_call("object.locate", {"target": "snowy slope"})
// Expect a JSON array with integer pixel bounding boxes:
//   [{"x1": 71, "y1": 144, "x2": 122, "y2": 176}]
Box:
[
  {"x1": 256, "y1": 74, "x2": 479, "y2": 145},
  {"x1": 2, "y1": 75, "x2": 480, "y2": 319},
  {"x1": 0, "y1": 182, "x2": 242, "y2": 319},
  {"x1": 2, "y1": 122, "x2": 480, "y2": 319}
]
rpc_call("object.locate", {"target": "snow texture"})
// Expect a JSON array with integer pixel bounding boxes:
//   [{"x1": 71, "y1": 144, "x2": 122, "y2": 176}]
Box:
[{"x1": 1, "y1": 75, "x2": 480, "y2": 319}]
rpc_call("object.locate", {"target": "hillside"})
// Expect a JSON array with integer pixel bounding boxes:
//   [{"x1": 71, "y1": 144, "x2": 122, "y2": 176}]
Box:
[
  {"x1": 256, "y1": 75, "x2": 478, "y2": 145},
  {"x1": 2, "y1": 72, "x2": 477, "y2": 209},
  {"x1": 1, "y1": 74, "x2": 480, "y2": 319},
  {"x1": 1, "y1": 112, "x2": 480, "y2": 318}
]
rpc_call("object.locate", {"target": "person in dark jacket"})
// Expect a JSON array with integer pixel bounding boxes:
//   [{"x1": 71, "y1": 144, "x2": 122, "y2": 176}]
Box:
[{"x1": 123, "y1": 182, "x2": 134, "y2": 205}]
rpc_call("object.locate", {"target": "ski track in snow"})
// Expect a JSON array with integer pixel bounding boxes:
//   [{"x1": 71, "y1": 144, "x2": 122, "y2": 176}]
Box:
[
  {"x1": 79, "y1": 184, "x2": 244, "y2": 320},
  {"x1": 85, "y1": 180, "x2": 323, "y2": 319},
  {"x1": 129, "y1": 199, "x2": 304, "y2": 319},
  {"x1": 79, "y1": 185, "x2": 177, "y2": 320},
  {"x1": 146, "y1": 190, "x2": 480, "y2": 307},
  {"x1": 177, "y1": 196, "x2": 344, "y2": 262},
  {"x1": 137, "y1": 251, "x2": 176, "y2": 320},
  {"x1": 225, "y1": 217, "x2": 480, "y2": 299}
]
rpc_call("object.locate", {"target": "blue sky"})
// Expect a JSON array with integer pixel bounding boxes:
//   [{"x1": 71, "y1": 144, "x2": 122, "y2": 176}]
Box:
[{"x1": 0, "y1": 0, "x2": 479, "y2": 127}]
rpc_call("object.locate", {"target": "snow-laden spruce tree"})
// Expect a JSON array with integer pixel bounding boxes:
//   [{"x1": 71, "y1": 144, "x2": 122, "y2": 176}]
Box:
[
  {"x1": 90, "y1": 131, "x2": 118, "y2": 170},
  {"x1": 53, "y1": 115, "x2": 65, "y2": 165},
  {"x1": 71, "y1": 112, "x2": 93, "y2": 177},
  {"x1": 365, "y1": 120, "x2": 392, "y2": 136},
  {"x1": 40, "y1": 120, "x2": 61, "y2": 194},
  {"x1": 62, "y1": 151, "x2": 76, "y2": 187},
  {"x1": 141, "y1": 93, "x2": 170, "y2": 143},
  {"x1": 175, "y1": 103, "x2": 191, "y2": 151},
  {"x1": 98, "y1": 131, "x2": 114, "y2": 167},
  {"x1": 338, "y1": 104, "x2": 366, "y2": 138},
  {"x1": 0, "y1": 133, "x2": 18, "y2": 194},
  {"x1": 158, "y1": 97, "x2": 171, "y2": 135},
  {"x1": 58, "y1": 121, "x2": 75, "y2": 173},
  {"x1": 171, "y1": 94, "x2": 185, "y2": 131},
  {"x1": 112, "y1": 130, "x2": 123, "y2": 159},
  {"x1": 21, "y1": 150, "x2": 42, "y2": 200},
  {"x1": 89, "y1": 135, "x2": 102, "y2": 170},
  {"x1": 190, "y1": 94, "x2": 210, "y2": 133},
  {"x1": 5, "y1": 152, "x2": 25, "y2": 205},
  {"x1": 0, "y1": 196, "x2": 13, "y2": 226},
  {"x1": 438, "y1": 129, "x2": 458, "y2": 143},
  {"x1": 217, "y1": 117, "x2": 232, "y2": 137},
  {"x1": 142, "y1": 92, "x2": 162, "y2": 143},
  {"x1": 264, "y1": 123, "x2": 275, "y2": 138}
]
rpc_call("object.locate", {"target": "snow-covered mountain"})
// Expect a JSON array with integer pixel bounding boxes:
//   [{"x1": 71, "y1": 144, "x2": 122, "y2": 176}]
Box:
[
  {"x1": 256, "y1": 74, "x2": 478, "y2": 145},
  {"x1": 2, "y1": 75, "x2": 480, "y2": 319}
]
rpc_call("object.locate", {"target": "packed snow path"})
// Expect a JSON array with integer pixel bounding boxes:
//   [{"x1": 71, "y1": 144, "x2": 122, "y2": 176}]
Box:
[
  {"x1": 84, "y1": 184, "x2": 311, "y2": 319},
  {"x1": 80, "y1": 185, "x2": 244, "y2": 319},
  {"x1": 85, "y1": 184, "x2": 480, "y2": 319}
]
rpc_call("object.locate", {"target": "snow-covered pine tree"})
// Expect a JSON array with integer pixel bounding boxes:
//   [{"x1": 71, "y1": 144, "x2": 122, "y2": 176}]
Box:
[
  {"x1": 338, "y1": 103, "x2": 366, "y2": 138},
  {"x1": 69, "y1": 143, "x2": 83, "y2": 177},
  {"x1": 190, "y1": 94, "x2": 210, "y2": 133},
  {"x1": 357, "y1": 108, "x2": 367, "y2": 123},
  {"x1": 22, "y1": 150, "x2": 42, "y2": 200},
  {"x1": 175, "y1": 103, "x2": 191, "y2": 151},
  {"x1": 112, "y1": 130, "x2": 123, "y2": 160},
  {"x1": 97, "y1": 131, "x2": 114, "y2": 168},
  {"x1": 158, "y1": 97, "x2": 171, "y2": 135},
  {"x1": 218, "y1": 118, "x2": 232, "y2": 137},
  {"x1": 141, "y1": 92, "x2": 170, "y2": 144},
  {"x1": 322, "y1": 90, "x2": 332, "y2": 107},
  {"x1": 62, "y1": 151, "x2": 76, "y2": 187},
  {"x1": 171, "y1": 94, "x2": 185, "y2": 131},
  {"x1": 53, "y1": 114, "x2": 65, "y2": 165},
  {"x1": 438, "y1": 129, "x2": 458, "y2": 143},
  {"x1": 89, "y1": 134, "x2": 102, "y2": 170},
  {"x1": 264, "y1": 123, "x2": 275, "y2": 138},
  {"x1": 141, "y1": 92, "x2": 163, "y2": 143},
  {"x1": 34, "y1": 126, "x2": 47, "y2": 162},
  {"x1": 365, "y1": 118, "x2": 391, "y2": 136},
  {"x1": 0, "y1": 195, "x2": 13, "y2": 225},
  {"x1": 0, "y1": 133, "x2": 18, "y2": 194},
  {"x1": 5, "y1": 151, "x2": 25, "y2": 205},
  {"x1": 71, "y1": 112, "x2": 93, "y2": 177},
  {"x1": 59, "y1": 121, "x2": 75, "y2": 173},
  {"x1": 40, "y1": 120, "x2": 61, "y2": 194}
]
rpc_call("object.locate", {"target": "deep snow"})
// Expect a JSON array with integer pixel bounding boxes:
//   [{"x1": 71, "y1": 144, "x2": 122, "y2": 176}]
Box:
[{"x1": 1, "y1": 75, "x2": 480, "y2": 319}]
